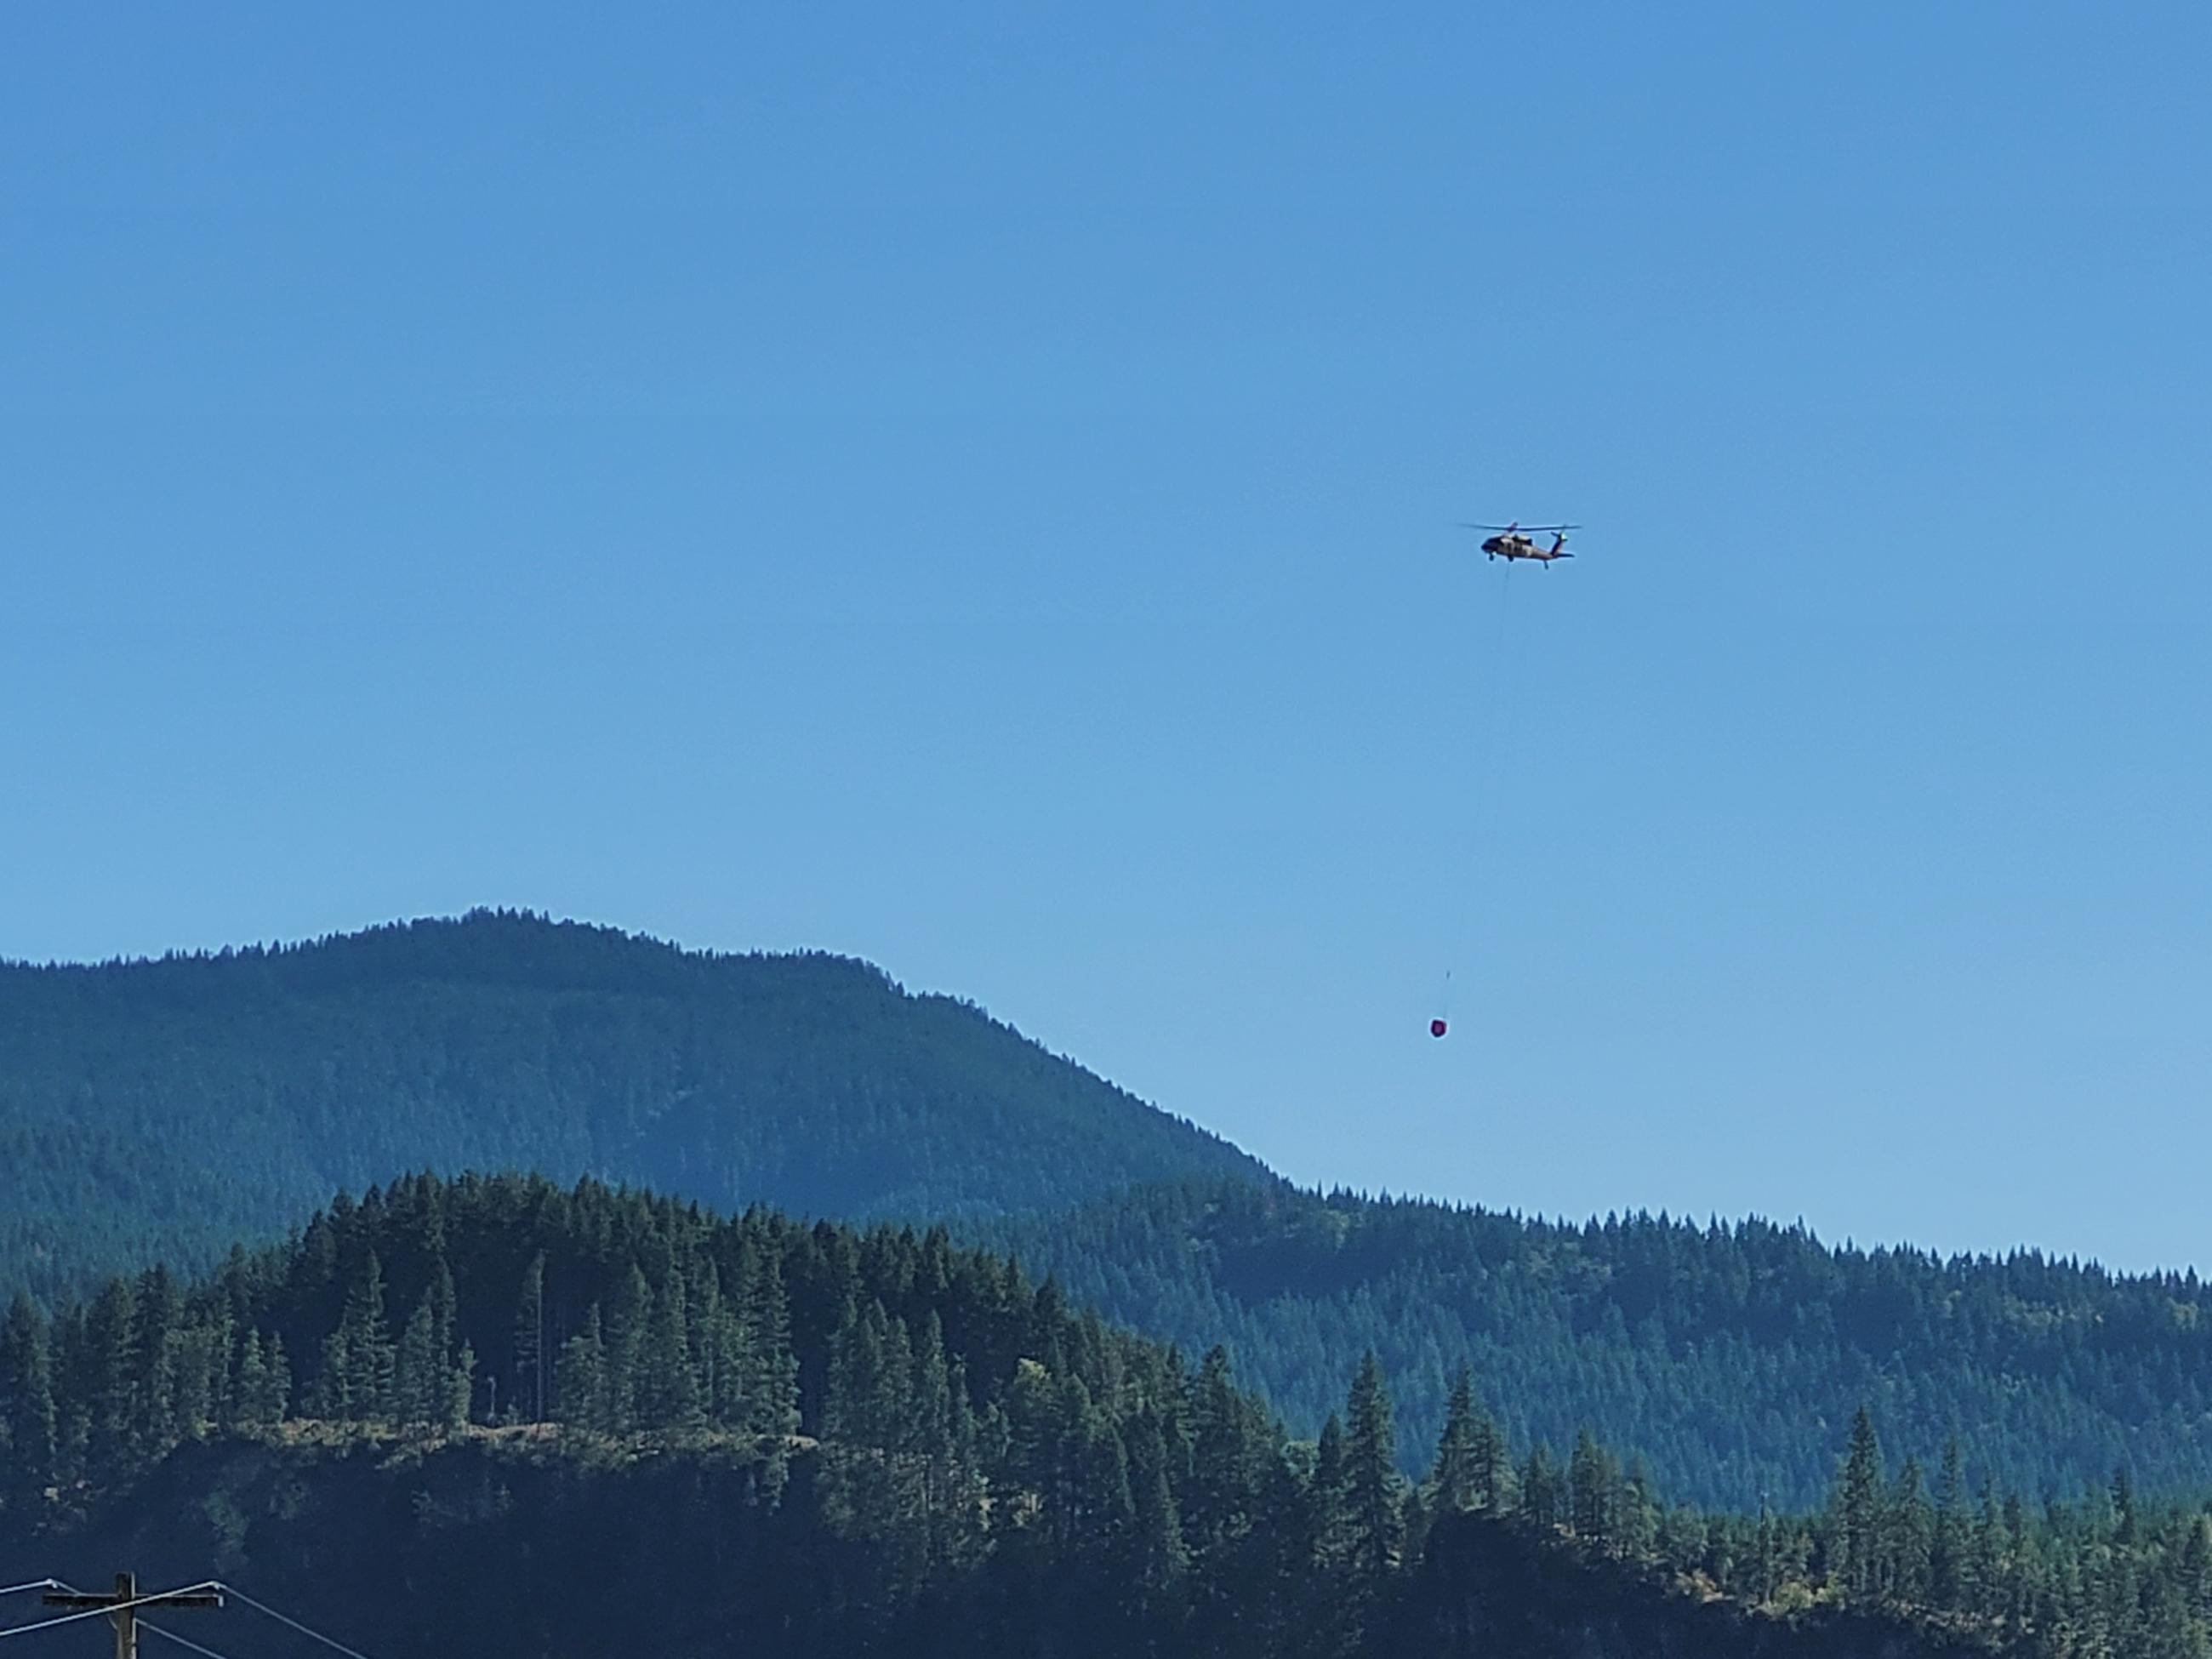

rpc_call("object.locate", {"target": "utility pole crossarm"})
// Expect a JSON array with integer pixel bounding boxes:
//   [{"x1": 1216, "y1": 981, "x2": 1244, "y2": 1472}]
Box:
[
  {"x1": 41, "y1": 1574, "x2": 223, "y2": 1659},
  {"x1": 37, "y1": 1592, "x2": 225, "y2": 1613}
]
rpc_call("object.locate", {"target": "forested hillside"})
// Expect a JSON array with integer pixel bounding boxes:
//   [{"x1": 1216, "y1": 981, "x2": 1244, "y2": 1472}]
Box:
[
  {"x1": 0, "y1": 911, "x2": 1263, "y2": 1298},
  {"x1": 9, "y1": 913, "x2": 2212, "y2": 1518},
  {"x1": 983, "y1": 1180, "x2": 2212, "y2": 1512},
  {"x1": 9, "y1": 1176, "x2": 2204, "y2": 1658}
]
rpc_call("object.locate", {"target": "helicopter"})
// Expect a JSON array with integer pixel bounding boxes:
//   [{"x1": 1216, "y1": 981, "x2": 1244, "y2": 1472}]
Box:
[{"x1": 1460, "y1": 522, "x2": 1581, "y2": 563}]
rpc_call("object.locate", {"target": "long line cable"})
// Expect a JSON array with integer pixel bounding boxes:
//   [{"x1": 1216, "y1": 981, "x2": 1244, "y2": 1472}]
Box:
[
  {"x1": 214, "y1": 1585, "x2": 376, "y2": 1659},
  {"x1": 1439, "y1": 560, "x2": 1524, "y2": 1026},
  {"x1": 0, "y1": 1588, "x2": 56, "y2": 1604}
]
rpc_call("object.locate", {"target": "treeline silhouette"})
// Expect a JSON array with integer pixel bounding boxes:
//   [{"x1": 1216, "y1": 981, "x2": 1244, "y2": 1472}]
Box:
[{"x1": 3, "y1": 1176, "x2": 2208, "y2": 1657}]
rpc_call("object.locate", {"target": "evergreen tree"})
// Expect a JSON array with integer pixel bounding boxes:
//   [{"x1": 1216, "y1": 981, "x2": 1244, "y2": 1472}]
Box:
[
  {"x1": 555, "y1": 1304, "x2": 611, "y2": 1432},
  {"x1": 1469, "y1": 1396, "x2": 1511, "y2": 1513},
  {"x1": 998, "y1": 1355, "x2": 1064, "y2": 1536},
  {"x1": 446, "y1": 1340, "x2": 476, "y2": 1432},
  {"x1": 335, "y1": 1252, "x2": 396, "y2": 1419},
  {"x1": 1398, "y1": 1479, "x2": 1434, "y2": 1578},
  {"x1": 606, "y1": 1265, "x2": 649, "y2": 1433},
  {"x1": 907, "y1": 1311, "x2": 952, "y2": 1458},
  {"x1": 131, "y1": 1263, "x2": 184, "y2": 1455},
  {"x1": 513, "y1": 1251, "x2": 547, "y2": 1423},
  {"x1": 393, "y1": 1300, "x2": 437, "y2": 1426},
  {"x1": 1971, "y1": 1477, "x2": 2004, "y2": 1615},
  {"x1": 1519, "y1": 1443, "x2": 1564, "y2": 1532},
  {"x1": 1570, "y1": 1427, "x2": 1618, "y2": 1544},
  {"x1": 1836, "y1": 1404, "x2": 1884, "y2": 1599},
  {"x1": 1344, "y1": 1351, "x2": 1402, "y2": 1586},
  {"x1": 1, "y1": 1292, "x2": 57, "y2": 1509},
  {"x1": 229, "y1": 1331, "x2": 271, "y2": 1430},
  {"x1": 1659, "y1": 1504, "x2": 1710, "y2": 1580},
  {"x1": 319, "y1": 1320, "x2": 358, "y2": 1416},
  {"x1": 739, "y1": 1246, "x2": 799, "y2": 1439},
  {"x1": 1313, "y1": 1412, "x2": 1350, "y2": 1569},
  {"x1": 2178, "y1": 1516, "x2": 2212, "y2": 1622},
  {"x1": 637, "y1": 1272, "x2": 703, "y2": 1430},
  {"x1": 1185, "y1": 1345, "x2": 1258, "y2": 1572},
  {"x1": 1427, "y1": 1365, "x2": 1480, "y2": 1515},
  {"x1": 822, "y1": 1297, "x2": 884, "y2": 1448},
  {"x1": 1618, "y1": 1457, "x2": 1660, "y2": 1560},
  {"x1": 262, "y1": 1334, "x2": 293, "y2": 1425},
  {"x1": 83, "y1": 1276, "x2": 138, "y2": 1482},
  {"x1": 699, "y1": 1280, "x2": 750, "y2": 1430},
  {"x1": 2002, "y1": 1492, "x2": 2035, "y2": 1626},
  {"x1": 427, "y1": 1255, "x2": 459, "y2": 1362},
  {"x1": 1930, "y1": 1437, "x2": 1969, "y2": 1610},
  {"x1": 1068, "y1": 1386, "x2": 1135, "y2": 1561},
  {"x1": 1889, "y1": 1456, "x2": 1933, "y2": 1604},
  {"x1": 171, "y1": 1313, "x2": 225, "y2": 1438}
]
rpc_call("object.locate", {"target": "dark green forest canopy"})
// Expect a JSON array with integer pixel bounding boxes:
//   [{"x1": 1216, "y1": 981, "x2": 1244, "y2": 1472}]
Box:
[
  {"x1": 3, "y1": 1175, "x2": 2208, "y2": 1659},
  {"x1": 977, "y1": 1179, "x2": 2212, "y2": 1511},
  {"x1": 0, "y1": 909, "x2": 1266, "y2": 1297}
]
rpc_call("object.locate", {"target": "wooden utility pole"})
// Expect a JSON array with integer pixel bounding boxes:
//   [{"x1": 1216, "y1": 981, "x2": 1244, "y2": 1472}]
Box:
[{"x1": 43, "y1": 1572, "x2": 223, "y2": 1659}]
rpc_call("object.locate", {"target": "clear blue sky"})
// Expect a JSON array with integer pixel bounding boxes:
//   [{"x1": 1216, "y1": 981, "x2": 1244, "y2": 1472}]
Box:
[{"x1": 5, "y1": 4, "x2": 2207, "y2": 1269}]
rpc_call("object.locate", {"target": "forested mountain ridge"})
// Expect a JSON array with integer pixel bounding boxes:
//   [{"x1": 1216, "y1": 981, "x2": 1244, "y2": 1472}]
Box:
[
  {"x1": 979, "y1": 1179, "x2": 2212, "y2": 1511},
  {"x1": 9, "y1": 911, "x2": 2212, "y2": 1520},
  {"x1": 0, "y1": 909, "x2": 1266, "y2": 1297},
  {"x1": 9, "y1": 1175, "x2": 2203, "y2": 1658}
]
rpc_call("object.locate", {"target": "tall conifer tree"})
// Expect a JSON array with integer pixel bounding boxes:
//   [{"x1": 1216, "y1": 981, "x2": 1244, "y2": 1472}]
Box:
[
  {"x1": 512, "y1": 1251, "x2": 547, "y2": 1423},
  {"x1": 1569, "y1": 1428, "x2": 1617, "y2": 1543},
  {"x1": 1345, "y1": 1352, "x2": 1402, "y2": 1585},
  {"x1": 1836, "y1": 1405, "x2": 1884, "y2": 1599},
  {"x1": 555, "y1": 1304, "x2": 610, "y2": 1431},
  {"x1": 1890, "y1": 1457, "x2": 1934, "y2": 1602},
  {"x1": 1931, "y1": 1437, "x2": 1969, "y2": 1610},
  {"x1": 1428, "y1": 1365, "x2": 1480, "y2": 1515},
  {"x1": 1, "y1": 1292, "x2": 57, "y2": 1508}
]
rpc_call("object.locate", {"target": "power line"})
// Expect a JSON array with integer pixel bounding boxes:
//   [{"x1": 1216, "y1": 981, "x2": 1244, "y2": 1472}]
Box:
[
  {"x1": 0, "y1": 1583, "x2": 221, "y2": 1644},
  {"x1": 141, "y1": 1621, "x2": 242, "y2": 1659},
  {"x1": 211, "y1": 1588, "x2": 373, "y2": 1659},
  {"x1": 14, "y1": 1575, "x2": 374, "y2": 1659}
]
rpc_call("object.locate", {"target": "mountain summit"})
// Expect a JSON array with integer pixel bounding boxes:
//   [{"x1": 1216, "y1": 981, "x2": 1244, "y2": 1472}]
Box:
[{"x1": 0, "y1": 909, "x2": 1266, "y2": 1296}]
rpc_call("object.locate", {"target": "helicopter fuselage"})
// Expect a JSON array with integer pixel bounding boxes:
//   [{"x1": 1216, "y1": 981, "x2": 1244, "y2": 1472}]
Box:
[{"x1": 1479, "y1": 534, "x2": 1572, "y2": 562}]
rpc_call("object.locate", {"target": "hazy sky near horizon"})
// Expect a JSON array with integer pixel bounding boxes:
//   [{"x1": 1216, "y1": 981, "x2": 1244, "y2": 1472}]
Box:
[{"x1": 5, "y1": 5, "x2": 2208, "y2": 1270}]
